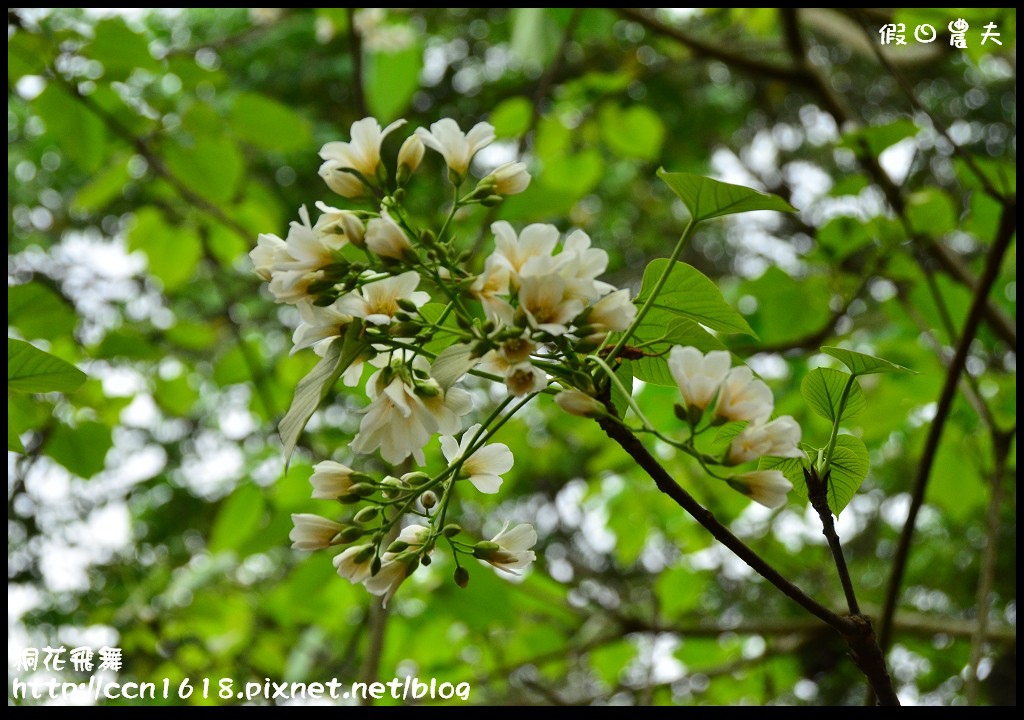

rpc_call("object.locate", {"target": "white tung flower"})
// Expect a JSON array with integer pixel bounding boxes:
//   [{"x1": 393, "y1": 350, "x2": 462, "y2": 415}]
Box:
[
  {"x1": 489, "y1": 221, "x2": 559, "y2": 282},
  {"x1": 365, "y1": 210, "x2": 414, "y2": 260},
  {"x1": 363, "y1": 557, "x2": 410, "y2": 607},
  {"x1": 255, "y1": 206, "x2": 348, "y2": 304},
  {"x1": 335, "y1": 270, "x2": 429, "y2": 326},
  {"x1": 727, "y1": 416, "x2": 804, "y2": 465},
  {"x1": 479, "y1": 523, "x2": 537, "y2": 574},
  {"x1": 352, "y1": 354, "x2": 473, "y2": 465},
  {"x1": 504, "y1": 362, "x2": 547, "y2": 397},
  {"x1": 250, "y1": 232, "x2": 288, "y2": 281},
  {"x1": 397, "y1": 133, "x2": 425, "y2": 175},
  {"x1": 716, "y1": 366, "x2": 774, "y2": 424},
  {"x1": 415, "y1": 118, "x2": 496, "y2": 178},
  {"x1": 309, "y1": 460, "x2": 356, "y2": 500},
  {"x1": 518, "y1": 274, "x2": 585, "y2": 336},
  {"x1": 552, "y1": 229, "x2": 613, "y2": 300},
  {"x1": 728, "y1": 471, "x2": 794, "y2": 509},
  {"x1": 440, "y1": 424, "x2": 514, "y2": 494},
  {"x1": 668, "y1": 347, "x2": 732, "y2": 412},
  {"x1": 333, "y1": 543, "x2": 375, "y2": 584},
  {"x1": 364, "y1": 524, "x2": 431, "y2": 606},
  {"x1": 313, "y1": 201, "x2": 366, "y2": 246},
  {"x1": 319, "y1": 117, "x2": 406, "y2": 197},
  {"x1": 289, "y1": 514, "x2": 342, "y2": 551},
  {"x1": 292, "y1": 300, "x2": 350, "y2": 354},
  {"x1": 485, "y1": 161, "x2": 531, "y2": 195},
  {"x1": 586, "y1": 289, "x2": 637, "y2": 334}
]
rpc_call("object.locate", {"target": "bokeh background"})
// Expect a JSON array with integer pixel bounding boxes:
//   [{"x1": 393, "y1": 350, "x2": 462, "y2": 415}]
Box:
[{"x1": 7, "y1": 8, "x2": 1016, "y2": 705}]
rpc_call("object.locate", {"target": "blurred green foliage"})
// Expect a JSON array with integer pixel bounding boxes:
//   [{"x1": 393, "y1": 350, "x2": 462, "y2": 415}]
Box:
[{"x1": 7, "y1": 7, "x2": 1016, "y2": 706}]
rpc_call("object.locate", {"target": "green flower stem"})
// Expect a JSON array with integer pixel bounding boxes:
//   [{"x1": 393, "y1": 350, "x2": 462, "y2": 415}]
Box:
[
  {"x1": 605, "y1": 216, "x2": 697, "y2": 364},
  {"x1": 821, "y1": 373, "x2": 856, "y2": 475},
  {"x1": 588, "y1": 355, "x2": 654, "y2": 431}
]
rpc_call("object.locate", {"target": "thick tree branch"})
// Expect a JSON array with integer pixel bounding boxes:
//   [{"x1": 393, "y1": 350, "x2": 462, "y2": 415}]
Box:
[{"x1": 876, "y1": 202, "x2": 1016, "y2": 655}]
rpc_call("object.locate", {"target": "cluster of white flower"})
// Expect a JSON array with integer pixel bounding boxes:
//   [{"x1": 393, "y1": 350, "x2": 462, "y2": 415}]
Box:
[
  {"x1": 667, "y1": 347, "x2": 804, "y2": 508},
  {"x1": 474, "y1": 222, "x2": 637, "y2": 396},
  {"x1": 253, "y1": 114, "x2": 800, "y2": 605},
  {"x1": 252, "y1": 116, "x2": 553, "y2": 603}
]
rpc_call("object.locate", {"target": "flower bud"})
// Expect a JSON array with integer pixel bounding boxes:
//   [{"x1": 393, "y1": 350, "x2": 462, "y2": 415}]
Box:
[
  {"x1": 421, "y1": 490, "x2": 438, "y2": 509},
  {"x1": 453, "y1": 566, "x2": 470, "y2": 588},
  {"x1": 403, "y1": 472, "x2": 432, "y2": 487},
  {"x1": 339, "y1": 525, "x2": 365, "y2": 543},
  {"x1": 554, "y1": 390, "x2": 606, "y2": 418},
  {"x1": 353, "y1": 506, "x2": 380, "y2": 524},
  {"x1": 442, "y1": 523, "x2": 462, "y2": 538},
  {"x1": 350, "y1": 482, "x2": 377, "y2": 498},
  {"x1": 397, "y1": 134, "x2": 425, "y2": 183},
  {"x1": 472, "y1": 540, "x2": 501, "y2": 559}
]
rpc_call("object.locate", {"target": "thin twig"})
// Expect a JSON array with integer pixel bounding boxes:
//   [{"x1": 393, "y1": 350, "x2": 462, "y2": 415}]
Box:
[
  {"x1": 594, "y1": 404, "x2": 900, "y2": 704},
  {"x1": 876, "y1": 202, "x2": 1016, "y2": 655},
  {"x1": 966, "y1": 429, "x2": 1014, "y2": 704},
  {"x1": 615, "y1": 8, "x2": 805, "y2": 84},
  {"x1": 805, "y1": 468, "x2": 861, "y2": 615},
  {"x1": 36, "y1": 61, "x2": 281, "y2": 418}
]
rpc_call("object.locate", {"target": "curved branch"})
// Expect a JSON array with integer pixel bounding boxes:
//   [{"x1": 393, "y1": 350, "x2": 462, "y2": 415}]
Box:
[
  {"x1": 594, "y1": 408, "x2": 900, "y2": 704},
  {"x1": 877, "y1": 202, "x2": 1017, "y2": 654}
]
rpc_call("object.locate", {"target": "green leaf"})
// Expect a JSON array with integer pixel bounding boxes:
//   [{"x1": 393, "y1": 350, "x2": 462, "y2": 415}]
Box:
[
  {"x1": 510, "y1": 8, "x2": 560, "y2": 67},
  {"x1": 635, "y1": 259, "x2": 756, "y2": 336},
  {"x1": 758, "y1": 455, "x2": 806, "y2": 492},
  {"x1": 87, "y1": 17, "x2": 159, "y2": 80},
  {"x1": 599, "y1": 104, "x2": 665, "y2": 161},
  {"x1": 839, "y1": 119, "x2": 919, "y2": 157},
  {"x1": 800, "y1": 368, "x2": 865, "y2": 423},
  {"x1": 490, "y1": 97, "x2": 533, "y2": 138},
  {"x1": 820, "y1": 346, "x2": 917, "y2": 377},
  {"x1": 8, "y1": 422, "x2": 25, "y2": 453},
  {"x1": 72, "y1": 154, "x2": 132, "y2": 213},
  {"x1": 33, "y1": 83, "x2": 106, "y2": 172},
  {"x1": 365, "y1": 43, "x2": 422, "y2": 123},
  {"x1": 127, "y1": 207, "x2": 203, "y2": 291},
  {"x1": 627, "y1": 313, "x2": 726, "y2": 386},
  {"x1": 164, "y1": 135, "x2": 244, "y2": 204},
  {"x1": 44, "y1": 420, "x2": 112, "y2": 478},
  {"x1": 280, "y1": 323, "x2": 367, "y2": 464},
  {"x1": 8, "y1": 283, "x2": 77, "y2": 342},
  {"x1": 430, "y1": 344, "x2": 476, "y2": 391},
  {"x1": 657, "y1": 169, "x2": 797, "y2": 222},
  {"x1": 906, "y1": 189, "x2": 958, "y2": 237},
  {"x1": 229, "y1": 92, "x2": 312, "y2": 152},
  {"x1": 208, "y1": 483, "x2": 267, "y2": 554},
  {"x1": 8, "y1": 338, "x2": 86, "y2": 394},
  {"x1": 541, "y1": 150, "x2": 604, "y2": 196},
  {"x1": 826, "y1": 435, "x2": 870, "y2": 516},
  {"x1": 712, "y1": 421, "x2": 748, "y2": 456}
]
